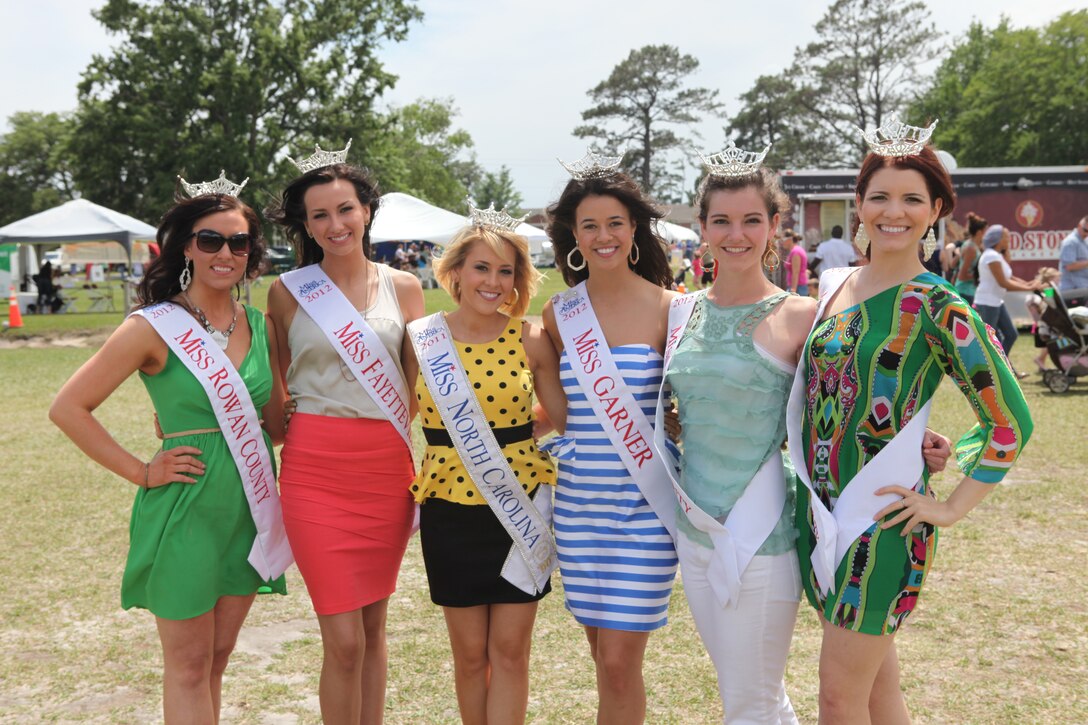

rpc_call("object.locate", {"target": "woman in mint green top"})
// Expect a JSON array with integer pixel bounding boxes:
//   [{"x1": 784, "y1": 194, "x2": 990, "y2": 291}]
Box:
[{"x1": 51, "y1": 190, "x2": 287, "y2": 723}]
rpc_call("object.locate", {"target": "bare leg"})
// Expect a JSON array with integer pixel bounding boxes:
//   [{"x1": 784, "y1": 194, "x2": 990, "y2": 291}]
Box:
[
  {"x1": 360, "y1": 598, "x2": 391, "y2": 725},
  {"x1": 156, "y1": 593, "x2": 255, "y2": 725},
  {"x1": 818, "y1": 619, "x2": 897, "y2": 725},
  {"x1": 443, "y1": 605, "x2": 490, "y2": 725},
  {"x1": 317, "y1": 609, "x2": 366, "y2": 725},
  {"x1": 485, "y1": 602, "x2": 539, "y2": 724},
  {"x1": 591, "y1": 627, "x2": 650, "y2": 725},
  {"x1": 868, "y1": 642, "x2": 911, "y2": 725},
  {"x1": 208, "y1": 594, "x2": 256, "y2": 723}
]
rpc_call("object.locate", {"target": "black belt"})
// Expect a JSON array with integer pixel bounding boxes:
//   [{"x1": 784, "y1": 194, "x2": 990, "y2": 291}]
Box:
[{"x1": 423, "y1": 422, "x2": 533, "y2": 448}]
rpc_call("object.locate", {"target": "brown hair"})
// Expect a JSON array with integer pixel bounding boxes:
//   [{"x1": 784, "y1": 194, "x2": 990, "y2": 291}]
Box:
[
  {"x1": 433, "y1": 226, "x2": 540, "y2": 318},
  {"x1": 546, "y1": 173, "x2": 672, "y2": 288},
  {"x1": 695, "y1": 169, "x2": 789, "y2": 271},
  {"x1": 855, "y1": 146, "x2": 956, "y2": 233},
  {"x1": 137, "y1": 193, "x2": 265, "y2": 308},
  {"x1": 966, "y1": 211, "x2": 988, "y2": 238},
  {"x1": 265, "y1": 163, "x2": 380, "y2": 266}
]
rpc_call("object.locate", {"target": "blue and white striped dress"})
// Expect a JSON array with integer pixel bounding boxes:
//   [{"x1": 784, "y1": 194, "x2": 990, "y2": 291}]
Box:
[{"x1": 553, "y1": 344, "x2": 679, "y2": 632}]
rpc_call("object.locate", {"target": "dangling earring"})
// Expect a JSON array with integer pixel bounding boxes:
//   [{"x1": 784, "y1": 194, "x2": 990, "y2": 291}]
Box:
[
  {"x1": 922, "y1": 227, "x2": 937, "y2": 258},
  {"x1": 762, "y1": 242, "x2": 781, "y2": 271},
  {"x1": 629, "y1": 243, "x2": 640, "y2": 265},
  {"x1": 179, "y1": 257, "x2": 193, "y2": 291},
  {"x1": 855, "y1": 225, "x2": 870, "y2": 255},
  {"x1": 507, "y1": 287, "x2": 520, "y2": 308},
  {"x1": 567, "y1": 247, "x2": 587, "y2": 271}
]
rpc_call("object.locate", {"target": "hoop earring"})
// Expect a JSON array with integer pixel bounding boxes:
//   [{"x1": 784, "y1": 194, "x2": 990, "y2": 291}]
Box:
[
  {"x1": 179, "y1": 257, "x2": 193, "y2": 291},
  {"x1": 922, "y1": 227, "x2": 937, "y2": 258},
  {"x1": 507, "y1": 287, "x2": 520, "y2": 308},
  {"x1": 629, "y1": 243, "x2": 640, "y2": 265},
  {"x1": 566, "y1": 247, "x2": 587, "y2": 271},
  {"x1": 855, "y1": 224, "x2": 870, "y2": 255},
  {"x1": 762, "y1": 242, "x2": 781, "y2": 272}
]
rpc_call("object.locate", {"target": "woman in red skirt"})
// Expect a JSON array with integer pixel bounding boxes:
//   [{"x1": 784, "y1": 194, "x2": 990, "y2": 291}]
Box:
[{"x1": 266, "y1": 144, "x2": 425, "y2": 725}]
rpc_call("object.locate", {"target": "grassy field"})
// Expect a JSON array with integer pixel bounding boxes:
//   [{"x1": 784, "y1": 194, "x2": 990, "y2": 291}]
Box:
[{"x1": 2, "y1": 275, "x2": 1085, "y2": 723}]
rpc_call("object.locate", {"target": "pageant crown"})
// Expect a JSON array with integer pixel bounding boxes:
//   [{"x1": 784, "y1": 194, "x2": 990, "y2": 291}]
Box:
[
  {"x1": 466, "y1": 197, "x2": 526, "y2": 233},
  {"x1": 857, "y1": 116, "x2": 938, "y2": 157},
  {"x1": 557, "y1": 148, "x2": 625, "y2": 180},
  {"x1": 699, "y1": 141, "x2": 771, "y2": 178},
  {"x1": 178, "y1": 169, "x2": 249, "y2": 198},
  {"x1": 286, "y1": 139, "x2": 352, "y2": 174}
]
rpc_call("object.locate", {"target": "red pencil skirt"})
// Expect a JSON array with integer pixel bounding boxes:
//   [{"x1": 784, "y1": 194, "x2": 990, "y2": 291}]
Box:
[{"x1": 279, "y1": 413, "x2": 416, "y2": 615}]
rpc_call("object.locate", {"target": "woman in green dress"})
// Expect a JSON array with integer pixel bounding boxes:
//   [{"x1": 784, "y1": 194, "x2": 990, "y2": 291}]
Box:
[
  {"x1": 790, "y1": 127, "x2": 1034, "y2": 723},
  {"x1": 50, "y1": 183, "x2": 288, "y2": 722}
]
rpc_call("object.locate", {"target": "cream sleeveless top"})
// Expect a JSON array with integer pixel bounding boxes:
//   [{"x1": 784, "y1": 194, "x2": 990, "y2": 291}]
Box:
[{"x1": 287, "y1": 262, "x2": 407, "y2": 419}]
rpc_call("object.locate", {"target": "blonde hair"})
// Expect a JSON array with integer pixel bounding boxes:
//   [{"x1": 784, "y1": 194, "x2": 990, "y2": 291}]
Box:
[
  {"x1": 433, "y1": 225, "x2": 540, "y2": 318},
  {"x1": 1035, "y1": 266, "x2": 1060, "y2": 284}
]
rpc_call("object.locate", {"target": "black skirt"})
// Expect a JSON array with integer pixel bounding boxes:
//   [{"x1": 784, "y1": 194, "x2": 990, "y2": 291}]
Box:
[{"x1": 419, "y1": 489, "x2": 552, "y2": 607}]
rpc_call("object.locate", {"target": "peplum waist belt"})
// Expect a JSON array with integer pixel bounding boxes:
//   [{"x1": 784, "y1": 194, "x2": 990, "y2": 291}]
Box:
[{"x1": 422, "y1": 422, "x2": 533, "y2": 448}]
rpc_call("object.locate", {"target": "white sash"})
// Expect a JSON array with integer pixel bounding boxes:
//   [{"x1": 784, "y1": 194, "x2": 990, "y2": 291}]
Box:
[
  {"x1": 552, "y1": 283, "x2": 676, "y2": 539},
  {"x1": 408, "y1": 313, "x2": 557, "y2": 595},
  {"x1": 652, "y1": 291, "x2": 788, "y2": 608},
  {"x1": 135, "y1": 302, "x2": 293, "y2": 581},
  {"x1": 282, "y1": 264, "x2": 412, "y2": 450},
  {"x1": 785, "y1": 268, "x2": 933, "y2": 596}
]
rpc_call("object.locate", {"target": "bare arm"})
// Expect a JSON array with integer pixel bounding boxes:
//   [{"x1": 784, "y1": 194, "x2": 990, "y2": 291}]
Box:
[
  {"x1": 956, "y1": 244, "x2": 977, "y2": 282},
  {"x1": 988, "y1": 260, "x2": 1037, "y2": 292},
  {"x1": 875, "y1": 477, "x2": 993, "y2": 535},
  {"x1": 48, "y1": 316, "x2": 205, "y2": 488},
  {"x1": 392, "y1": 270, "x2": 426, "y2": 421},
  {"x1": 265, "y1": 278, "x2": 296, "y2": 389},
  {"x1": 524, "y1": 321, "x2": 567, "y2": 436},
  {"x1": 262, "y1": 317, "x2": 287, "y2": 446}
]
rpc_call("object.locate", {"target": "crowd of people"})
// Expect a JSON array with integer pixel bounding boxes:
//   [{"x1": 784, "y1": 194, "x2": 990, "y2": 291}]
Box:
[{"x1": 49, "y1": 122, "x2": 1036, "y2": 724}]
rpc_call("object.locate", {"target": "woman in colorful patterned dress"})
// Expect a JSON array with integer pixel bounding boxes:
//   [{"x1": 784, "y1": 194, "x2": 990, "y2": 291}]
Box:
[
  {"x1": 542, "y1": 162, "x2": 678, "y2": 724},
  {"x1": 50, "y1": 188, "x2": 288, "y2": 722},
  {"x1": 790, "y1": 132, "x2": 1034, "y2": 723},
  {"x1": 410, "y1": 217, "x2": 566, "y2": 725}
]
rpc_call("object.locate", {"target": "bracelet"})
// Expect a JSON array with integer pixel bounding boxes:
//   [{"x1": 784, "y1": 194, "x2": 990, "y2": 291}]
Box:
[{"x1": 142, "y1": 462, "x2": 150, "y2": 489}]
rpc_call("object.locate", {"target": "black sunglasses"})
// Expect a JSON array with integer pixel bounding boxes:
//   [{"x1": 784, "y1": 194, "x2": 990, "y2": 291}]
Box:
[{"x1": 191, "y1": 229, "x2": 251, "y2": 256}]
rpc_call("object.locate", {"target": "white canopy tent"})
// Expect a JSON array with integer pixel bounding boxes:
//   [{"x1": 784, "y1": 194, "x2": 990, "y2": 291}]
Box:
[
  {"x1": 653, "y1": 219, "x2": 699, "y2": 245},
  {"x1": 371, "y1": 192, "x2": 550, "y2": 256},
  {"x1": 0, "y1": 198, "x2": 157, "y2": 309}
]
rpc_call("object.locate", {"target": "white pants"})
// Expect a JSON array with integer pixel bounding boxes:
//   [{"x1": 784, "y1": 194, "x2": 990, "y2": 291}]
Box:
[{"x1": 676, "y1": 532, "x2": 802, "y2": 725}]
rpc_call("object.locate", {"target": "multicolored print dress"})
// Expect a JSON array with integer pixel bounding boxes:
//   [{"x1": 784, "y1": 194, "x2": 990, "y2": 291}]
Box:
[{"x1": 797, "y1": 272, "x2": 1032, "y2": 635}]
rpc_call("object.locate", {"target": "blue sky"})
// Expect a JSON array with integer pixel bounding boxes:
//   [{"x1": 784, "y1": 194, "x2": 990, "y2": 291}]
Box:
[{"x1": 1, "y1": 0, "x2": 1081, "y2": 206}]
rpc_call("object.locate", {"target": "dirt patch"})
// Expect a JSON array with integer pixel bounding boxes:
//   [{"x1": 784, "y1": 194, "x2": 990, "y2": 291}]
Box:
[{"x1": 0, "y1": 332, "x2": 110, "y2": 349}]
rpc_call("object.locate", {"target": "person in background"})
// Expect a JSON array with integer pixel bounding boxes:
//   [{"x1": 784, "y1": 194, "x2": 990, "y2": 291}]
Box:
[
  {"x1": 1026, "y1": 267, "x2": 1060, "y2": 372},
  {"x1": 811, "y1": 224, "x2": 857, "y2": 277},
  {"x1": 1058, "y1": 215, "x2": 1088, "y2": 305},
  {"x1": 954, "y1": 211, "x2": 987, "y2": 304},
  {"x1": 780, "y1": 229, "x2": 808, "y2": 296},
  {"x1": 974, "y1": 224, "x2": 1039, "y2": 375}
]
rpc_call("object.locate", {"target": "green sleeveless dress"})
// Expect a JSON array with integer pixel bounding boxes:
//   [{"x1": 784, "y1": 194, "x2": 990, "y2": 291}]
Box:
[{"x1": 125, "y1": 305, "x2": 287, "y2": 620}]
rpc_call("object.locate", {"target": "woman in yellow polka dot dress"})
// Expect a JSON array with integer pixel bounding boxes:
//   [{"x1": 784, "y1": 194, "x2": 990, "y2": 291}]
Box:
[{"x1": 411, "y1": 217, "x2": 567, "y2": 724}]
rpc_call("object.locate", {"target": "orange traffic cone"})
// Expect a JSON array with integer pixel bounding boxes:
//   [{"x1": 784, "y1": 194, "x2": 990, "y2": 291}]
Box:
[{"x1": 7, "y1": 285, "x2": 23, "y2": 329}]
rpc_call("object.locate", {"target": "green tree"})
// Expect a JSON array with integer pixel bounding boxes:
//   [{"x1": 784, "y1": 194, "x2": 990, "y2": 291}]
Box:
[
  {"x1": 366, "y1": 98, "x2": 477, "y2": 211},
  {"x1": 910, "y1": 11, "x2": 1088, "y2": 166},
  {"x1": 725, "y1": 75, "x2": 841, "y2": 169},
  {"x1": 573, "y1": 45, "x2": 721, "y2": 198},
  {"x1": 788, "y1": 0, "x2": 942, "y2": 164},
  {"x1": 0, "y1": 112, "x2": 77, "y2": 225},
  {"x1": 469, "y1": 166, "x2": 524, "y2": 216},
  {"x1": 69, "y1": 0, "x2": 422, "y2": 220}
]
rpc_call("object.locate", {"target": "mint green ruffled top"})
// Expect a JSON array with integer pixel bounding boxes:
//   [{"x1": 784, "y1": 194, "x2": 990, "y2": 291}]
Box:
[{"x1": 666, "y1": 292, "x2": 798, "y2": 554}]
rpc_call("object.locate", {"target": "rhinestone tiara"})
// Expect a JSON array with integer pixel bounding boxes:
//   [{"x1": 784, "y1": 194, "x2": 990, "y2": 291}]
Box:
[
  {"x1": 286, "y1": 139, "x2": 352, "y2": 174},
  {"x1": 467, "y1": 197, "x2": 526, "y2": 233},
  {"x1": 178, "y1": 169, "x2": 249, "y2": 198},
  {"x1": 557, "y1": 148, "x2": 625, "y2": 180},
  {"x1": 857, "y1": 116, "x2": 938, "y2": 157},
  {"x1": 699, "y1": 141, "x2": 771, "y2": 178}
]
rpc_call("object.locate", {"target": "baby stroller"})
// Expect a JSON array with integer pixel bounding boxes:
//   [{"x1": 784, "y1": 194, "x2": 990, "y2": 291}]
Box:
[{"x1": 1036, "y1": 285, "x2": 1088, "y2": 393}]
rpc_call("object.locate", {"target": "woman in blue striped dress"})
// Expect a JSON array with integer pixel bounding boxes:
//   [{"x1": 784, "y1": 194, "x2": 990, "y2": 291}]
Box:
[{"x1": 541, "y1": 163, "x2": 678, "y2": 724}]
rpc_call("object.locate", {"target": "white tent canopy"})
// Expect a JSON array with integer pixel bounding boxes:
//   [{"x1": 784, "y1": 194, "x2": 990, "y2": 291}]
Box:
[
  {"x1": 0, "y1": 198, "x2": 157, "y2": 259},
  {"x1": 653, "y1": 219, "x2": 699, "y2": 245},
  {"x1": 371, "y1": 192, "x2": 549, "y2": 255}
]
